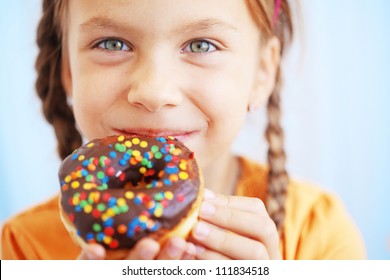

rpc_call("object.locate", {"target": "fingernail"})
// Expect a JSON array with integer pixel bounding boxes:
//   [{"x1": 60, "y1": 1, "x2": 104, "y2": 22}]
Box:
[
  {"x1": 182, "y1": 244, "x2": 196, "y2": 260},
  {"x1": 195, "y1": 245, "x2": 206, "y2": 255},
  {"x1": 186, "y1": 243, "x2": 196, "y2": 255},
  {"x1": 203, "y1": 189, "x2": 216, "y2": 200},
  {"x1": 85, "y1": 250, "x2": 95, "y2": 260},
  {"x1": 200, "y1": 201, "x2": 216, "y2": 217},
  {"x1": 195, "y1": 222, "x2": 210, "y2": 239},
  {"x1": 167, "y1": 242, "x2": 182, "y2": 258},
  {"x1": 85, "y1": 245, "x2": 105, "y2": 260},
  {"x1": 140, "y1": 247, "x2": 156, "y2": 259}
]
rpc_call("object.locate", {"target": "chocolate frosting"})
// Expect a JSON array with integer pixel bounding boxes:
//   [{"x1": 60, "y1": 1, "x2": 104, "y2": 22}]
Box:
[{"x1": 59, "y1": 135, "x2": 201, "y2": 250}]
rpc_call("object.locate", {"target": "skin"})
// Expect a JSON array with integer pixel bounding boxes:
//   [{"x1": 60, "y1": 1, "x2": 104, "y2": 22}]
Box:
[{"x1": 62, "y1": 0, "x2": 281, "y2": 260}]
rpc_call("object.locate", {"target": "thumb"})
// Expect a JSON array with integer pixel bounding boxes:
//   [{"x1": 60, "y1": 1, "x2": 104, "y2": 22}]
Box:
[{"x1": 77, "y1": 244, "x2": 106, "y2": 260}]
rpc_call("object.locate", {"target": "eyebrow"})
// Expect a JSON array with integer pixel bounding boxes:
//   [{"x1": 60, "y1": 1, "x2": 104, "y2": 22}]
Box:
[
  {"x1": 177, "y1": 18, "x2": 239, "y2": 34},
  {"x1": 79, "y1": 16, "x2": 238, "y2": 34},
  {"x1": 79, "y1": 17, "x2": 126, "y2": 32}
]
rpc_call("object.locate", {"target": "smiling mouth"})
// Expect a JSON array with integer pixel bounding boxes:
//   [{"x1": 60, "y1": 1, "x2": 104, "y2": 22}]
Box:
[{"x1": 114, "y1": 128, "x2": 196, "y2": 142}]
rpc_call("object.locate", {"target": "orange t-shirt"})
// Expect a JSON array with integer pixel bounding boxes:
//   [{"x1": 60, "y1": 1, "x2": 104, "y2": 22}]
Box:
[{"x1": 1, "y1": 157, "x2": 366, "y2": 259}]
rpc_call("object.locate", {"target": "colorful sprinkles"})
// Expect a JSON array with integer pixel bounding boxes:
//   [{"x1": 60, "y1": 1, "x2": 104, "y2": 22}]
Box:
[{"x1": 60, "y1": 135, "x2": 198, "y2": 249}]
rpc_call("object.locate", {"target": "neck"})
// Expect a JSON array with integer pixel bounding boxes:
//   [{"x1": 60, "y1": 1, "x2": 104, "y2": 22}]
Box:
[{"x1": 202, "y1": 152, "x2": 240, "y2": 196}]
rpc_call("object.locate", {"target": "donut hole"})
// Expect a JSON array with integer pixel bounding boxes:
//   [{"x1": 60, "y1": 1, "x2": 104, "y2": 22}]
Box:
[{"x1": 111, "y1": 157, "x2": 168, "y2": 189}]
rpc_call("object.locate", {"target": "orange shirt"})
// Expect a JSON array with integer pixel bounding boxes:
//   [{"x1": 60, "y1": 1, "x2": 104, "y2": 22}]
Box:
[{"x1": 1, "y1": 157, "x2": 366, "y2": 259}]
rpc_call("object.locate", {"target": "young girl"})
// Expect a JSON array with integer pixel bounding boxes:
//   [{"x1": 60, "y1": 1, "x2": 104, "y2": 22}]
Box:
[{"x1": 1, "y1": 0, "x2": 365, "y2": 260}]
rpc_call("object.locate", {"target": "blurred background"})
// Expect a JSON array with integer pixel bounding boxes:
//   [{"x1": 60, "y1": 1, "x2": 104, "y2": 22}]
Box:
[{"x1": 0, "y1": 0, "x2": 389, "y2": 259}]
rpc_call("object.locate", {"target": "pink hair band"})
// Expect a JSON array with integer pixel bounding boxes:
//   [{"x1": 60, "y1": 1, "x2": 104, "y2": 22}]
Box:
[{"x1": 272, "y1": 0, "x2": 282, "y2": 27}]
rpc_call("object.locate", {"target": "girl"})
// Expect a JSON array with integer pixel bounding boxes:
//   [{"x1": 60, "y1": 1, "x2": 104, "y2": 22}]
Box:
[{"x1": 1, "y1": 0, "x2": 365, "y2": 260}]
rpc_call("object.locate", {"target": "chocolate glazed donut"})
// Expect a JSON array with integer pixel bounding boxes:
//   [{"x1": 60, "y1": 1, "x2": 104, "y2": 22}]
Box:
[{"x1": 59, "y1": 135, "x2": 204, "y2": 259}]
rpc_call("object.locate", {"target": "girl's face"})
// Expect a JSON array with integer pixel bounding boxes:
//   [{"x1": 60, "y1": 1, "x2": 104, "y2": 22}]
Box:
[{"x1": 62, "y1": 0, "x2": 279, "y2": 171}]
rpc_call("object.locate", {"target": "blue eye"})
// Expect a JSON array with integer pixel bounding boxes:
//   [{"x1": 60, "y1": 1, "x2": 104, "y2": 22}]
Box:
[
  {"x1": 97, "y1": 39, "x2": 131, "y2": 51},
  {"x1": 186, "y1": 40, "x2": 217, "y2": 53}
]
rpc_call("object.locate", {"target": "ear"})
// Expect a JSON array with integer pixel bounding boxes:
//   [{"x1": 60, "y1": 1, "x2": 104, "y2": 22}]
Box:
[
  {"x1": 249, "y1": 37, "x2": 281, "y2": 109},
  {"x1": 61, "y1": 46, "x2": 73, "y2": 98}
]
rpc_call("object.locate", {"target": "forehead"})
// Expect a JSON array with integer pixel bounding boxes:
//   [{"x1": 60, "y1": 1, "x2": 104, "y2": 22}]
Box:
[{"x1": 65, "y1": 0, "x2": 259, "y2": 36}]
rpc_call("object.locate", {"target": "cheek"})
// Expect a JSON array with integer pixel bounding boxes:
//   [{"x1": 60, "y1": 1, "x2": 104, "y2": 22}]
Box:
[
  {"x1": 189, "y1": 71, "x2": 250, "y2": 148},
  {"x1": 70, "y1": 60, "x2": 129, "y2": 138},
  {"x1": 72, "y1": 59, "x2": 126, "y2": 111},
  {"x1": 189, "y1": 65, "x2": 253, "y2": 123},
  {"x1": 188, "y1": 55, "x2": 257, "y2": 156}
]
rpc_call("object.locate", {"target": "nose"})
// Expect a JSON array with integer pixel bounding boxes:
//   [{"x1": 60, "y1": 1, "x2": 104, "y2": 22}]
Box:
[{"x1": 127, "y1": 54, "x2": 182, "y2": 112}]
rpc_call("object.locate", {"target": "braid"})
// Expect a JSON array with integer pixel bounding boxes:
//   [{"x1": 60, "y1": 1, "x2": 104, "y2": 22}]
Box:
[
  {"x1": 265, "y1": 0, "x2": 293, "y2": 235},
  {"x1": 35, "y1": 0, "x2": 82, "y2": 160},
  {"x1": 265, "y1": 68, "x2": 288, "y2": 234},
  {"x1": 246, "y1": 0, "x2": 293, "y2": 235}
]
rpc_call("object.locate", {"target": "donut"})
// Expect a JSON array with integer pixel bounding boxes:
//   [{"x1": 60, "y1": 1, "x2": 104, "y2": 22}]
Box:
[{"x1": 58, "y1": 135, "x2": 203, "y2": 259}]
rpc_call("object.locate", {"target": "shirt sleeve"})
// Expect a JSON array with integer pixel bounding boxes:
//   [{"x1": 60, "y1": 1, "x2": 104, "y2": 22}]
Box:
[
  {"x1": 1, "y1": 221, "x2": 39, "y2": 260},
  {"x1": 296, "y1": 193, "x2": 367, "y2": 259}
]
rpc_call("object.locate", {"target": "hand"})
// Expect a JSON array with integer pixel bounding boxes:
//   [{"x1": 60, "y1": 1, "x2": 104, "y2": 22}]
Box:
[
  {"x1": 77, "y1": 237, "x2": 197, "y2": 260},
  {"x1": 191, "y1": 189, "x2": 280, "y2": 260}
]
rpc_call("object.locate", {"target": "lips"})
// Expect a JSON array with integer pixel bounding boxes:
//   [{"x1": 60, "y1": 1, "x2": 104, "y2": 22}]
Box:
[{"x1": 114, "y1": 128, "x2": 196, "y2": 142}]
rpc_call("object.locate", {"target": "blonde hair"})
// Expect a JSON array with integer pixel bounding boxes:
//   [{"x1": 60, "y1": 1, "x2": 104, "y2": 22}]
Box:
[{"x1": 35, "y1": 0, "x2": 294, "y2": 235}]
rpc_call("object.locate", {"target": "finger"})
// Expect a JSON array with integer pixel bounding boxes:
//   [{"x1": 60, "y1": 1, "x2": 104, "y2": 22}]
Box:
[
  {"x1": 194, "y1": 245, "x2": 231, "y2": 260},
  {"x1": 204, "y1": 189, "x2": 267, "y2": 215},
  {"x1": 77, "y1": 244, "x2": 106, "y2": 260},
  {"x1": 199, "y1": 201, "x2": 279, "y2": 258},
  {"x1": 181, "y1": 242, "x2": 197, "y2": 260},
  {"x1": 192, "y1": 221, "x2": 270, "y2": 260},
  {"x1": 124, "y1": 238, "x2": 160, "y2": 260},
  {"x1": 156, "y1": 237, "x2": 187, "y2": 260}
]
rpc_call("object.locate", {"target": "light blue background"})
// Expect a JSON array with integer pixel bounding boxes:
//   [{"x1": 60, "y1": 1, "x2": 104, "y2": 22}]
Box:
[{"x1": 0, "y1": 1, "x2": 389, "y2": 259}]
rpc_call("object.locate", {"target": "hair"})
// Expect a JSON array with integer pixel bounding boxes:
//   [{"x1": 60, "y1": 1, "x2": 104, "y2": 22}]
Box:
[
  {"x1": 244, "y1": 0, "x2": 293, "y2": 236},
  {"x1": 36, "y1": 0, "x2": 81, "y2": 160},
  {"x1": 36, "y1": 0, "x2": 293, "y2": 235}
]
